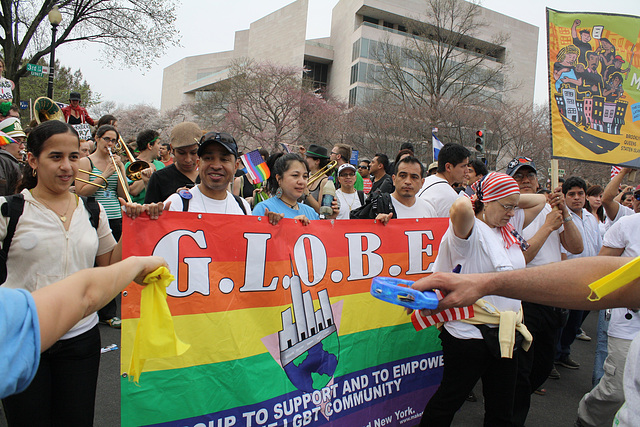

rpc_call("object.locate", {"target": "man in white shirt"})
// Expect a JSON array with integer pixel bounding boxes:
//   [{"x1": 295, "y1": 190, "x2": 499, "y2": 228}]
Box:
[
  {"x1": 418, "y1": 143, "x2": 470, "y2": 217},
  {"x1": 576, "y1": 213, "x2": 640, "y2": 427},
  {"x1": 164, "y1": 132, "x2": 250, "y2": 214},
  {"x1": 556, "y1": 177, "x2": 602, "y2": 371},
  {"x1": 375, "y1": 156, "x2": 436, "y2": 223},
  {"x1": 507, "y1": 157, "x2": 583, "y2": 426}
]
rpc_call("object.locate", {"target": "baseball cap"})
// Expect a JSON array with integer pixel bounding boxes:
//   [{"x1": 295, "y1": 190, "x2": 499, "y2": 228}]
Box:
[
  {"x1": 614, "y1": 55, "x2": 625, "y2": 63},
  {"x1": 69, "y1": 92, "x2": 81, "y2": 101},
  {"x1": 506, "y1": 157, "x2": 537, "y2": 176},
  {"x1": 197, "y1": 131, "x2": 238, "y2": 157},
  {"x1": 427, "y1": 161, "x2": 438, "y2": 171},
  {"x1": 338, "y1": 163, "x2": 356, "y2": 175},
  {"x1": 170, "y1": 122, "x2": 202, "y2": 149}
]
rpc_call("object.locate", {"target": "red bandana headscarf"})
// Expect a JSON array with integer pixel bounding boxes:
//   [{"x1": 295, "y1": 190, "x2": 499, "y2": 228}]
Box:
[{"x1": 470, "y1": 172, "x2": 528, "y2": 250}]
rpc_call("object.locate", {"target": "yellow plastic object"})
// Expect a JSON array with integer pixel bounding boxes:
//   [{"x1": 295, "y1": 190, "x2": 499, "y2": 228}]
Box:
[
  {"x1": 128, "y1": 266, "x2": 190, "y2": 383},
  {"x1": 587, "y1": 257, "x2": 640, "y2": 302}
]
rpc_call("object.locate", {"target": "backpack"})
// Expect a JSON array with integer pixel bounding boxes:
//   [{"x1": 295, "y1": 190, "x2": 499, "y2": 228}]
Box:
[
  {"x1": 180, "y1": 191, "x2": 248, "y2": 214},
  {"x1": 349, "y1": 191, "x2": 396, "y2": 219},
  {"x1": 0, "y1": 194, "x2": 100, "y2": 284}
]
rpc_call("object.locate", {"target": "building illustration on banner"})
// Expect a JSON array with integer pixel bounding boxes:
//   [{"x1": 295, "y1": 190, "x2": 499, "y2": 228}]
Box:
[
  {"x1": 277, "y1": 271, "x2": 339, "y2": 393},
  {"x1": 549, "y1": 13, "x2": 637, "y2": 157}
]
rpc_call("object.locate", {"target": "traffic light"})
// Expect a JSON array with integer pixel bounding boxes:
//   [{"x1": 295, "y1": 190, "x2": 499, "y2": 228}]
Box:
[{"x1": 475, "y1": 129, "x2": 485, "y2": 153}]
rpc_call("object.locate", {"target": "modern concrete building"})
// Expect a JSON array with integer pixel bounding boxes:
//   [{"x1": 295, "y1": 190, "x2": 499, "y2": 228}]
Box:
[{"x1": 160, "y1": 0, "x2": 538, "y2": 112}]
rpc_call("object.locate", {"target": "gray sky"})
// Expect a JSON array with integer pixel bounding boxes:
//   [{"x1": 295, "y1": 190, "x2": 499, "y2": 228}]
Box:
[{"x1": 52, "y1": 0, "x2": 639, "y2": 110}]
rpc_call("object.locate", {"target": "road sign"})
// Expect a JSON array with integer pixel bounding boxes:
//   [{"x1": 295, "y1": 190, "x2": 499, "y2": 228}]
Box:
[
  {"x1": 19, "y1": 101, "x2": 28, "y2": 110},
  {"x1": 26, "y1": 64, "x2": 50, "y2": 77}
]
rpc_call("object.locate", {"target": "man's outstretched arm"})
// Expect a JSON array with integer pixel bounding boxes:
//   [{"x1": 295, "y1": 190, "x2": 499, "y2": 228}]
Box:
[{"x1": 412, "y1": 257, "x2": 637, "y2": 313}]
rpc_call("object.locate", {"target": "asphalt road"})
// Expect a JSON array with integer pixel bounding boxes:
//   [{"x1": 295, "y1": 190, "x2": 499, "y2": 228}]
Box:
[{"x1": 1, "y1": 312, "x2": 601, "y2": 426}]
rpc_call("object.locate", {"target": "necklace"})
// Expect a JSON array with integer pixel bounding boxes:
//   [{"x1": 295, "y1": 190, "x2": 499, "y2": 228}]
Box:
[
  {"x1": 339, "y1": 190, "x2": 358, "y2": 210},
  {"x1": 281, "y1": 197, "x2": 299, "y2": 210},
  {"x1": 33, "y1": 192, "x2": 74, "y2": 222}
]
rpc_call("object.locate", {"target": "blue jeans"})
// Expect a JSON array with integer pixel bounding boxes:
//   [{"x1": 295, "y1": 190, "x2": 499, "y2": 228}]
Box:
[
  {"x1": 592, "y1": 310, "x2": 610, "y2": 386},
  {"x1": 556, "y1": 309, "x2": 584, "y2": 359}
]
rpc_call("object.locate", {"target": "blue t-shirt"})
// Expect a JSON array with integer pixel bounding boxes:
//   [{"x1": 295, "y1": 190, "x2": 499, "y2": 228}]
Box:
[
  {"x1": 253, "y1": 197, "x2": 320, "y2": 220},
  {"x1": 0, "y1": 288, "x2": 40, "y2": 398}
]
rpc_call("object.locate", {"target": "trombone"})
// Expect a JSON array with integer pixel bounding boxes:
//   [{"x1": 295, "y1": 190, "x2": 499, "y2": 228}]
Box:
[
  {"x1": 108, "y1": 147, "x2": 133, "y2": 203},
  {"x1": 76, "y1": 170, "x2": 107, "y2": 189},
  {"x1": 114, "y1": 136, "x2": 150, "y2": 181},
  {"x1": 307, "y1": 160, "x2": 337, "y2": 188}
]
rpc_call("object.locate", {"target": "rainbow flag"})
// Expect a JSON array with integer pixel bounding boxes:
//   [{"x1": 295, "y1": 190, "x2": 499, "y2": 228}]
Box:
[
  {"x1": 121, "y1": 214, "x2": 449, "y2": 427},
  {"x1": 241, "y1": 149, "x2": 270, "y2": 184},
  {"x1": 0, "y1": 131, "x2": 16, "y2": 146}
]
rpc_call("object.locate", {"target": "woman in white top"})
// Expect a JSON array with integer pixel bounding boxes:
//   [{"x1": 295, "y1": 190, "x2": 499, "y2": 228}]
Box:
[
  {"x1": 0, "y1": 120, "x2": 158, "y2": 426},
  {"x1": 335, "y1": 163, "x2": 363, "y2": 219},
  {"x1": 420, "y1": 172, "x2": 546, "y2": 427}
]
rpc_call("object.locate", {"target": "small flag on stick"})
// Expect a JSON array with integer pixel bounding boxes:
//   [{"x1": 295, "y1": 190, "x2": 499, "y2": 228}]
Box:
[{"x1": 240, "y1": 150, "x2": 270, "y2": 184}]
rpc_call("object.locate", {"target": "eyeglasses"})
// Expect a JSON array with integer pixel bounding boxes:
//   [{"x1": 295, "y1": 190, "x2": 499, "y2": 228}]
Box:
[
  {"x1": 330, "y1": 151, "x2": 339, "y2": 156},
  {"x1": 101, "y1": 137, "x2": 117, "y2": 144},
  {"x1": 513, "y1": 172, "x2": 537, "y2": 180},
  {"x1": 358, "y1": 165, "x2": 369, "y2": 170},
  {"x1": 496, "y1": 200, "x2": 519, "y2": 212},
  {"x1": 340, "y1": 172, "x2": 356, "y2": 177}
]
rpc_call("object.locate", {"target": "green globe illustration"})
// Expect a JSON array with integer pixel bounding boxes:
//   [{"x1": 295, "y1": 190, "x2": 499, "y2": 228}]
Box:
[{"x1": 283, "y1": 331, "x2": 339, "y2": 392}]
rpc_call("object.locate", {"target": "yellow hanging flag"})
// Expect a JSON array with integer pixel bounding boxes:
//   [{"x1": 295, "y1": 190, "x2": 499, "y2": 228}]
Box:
[
  {"x1": 128, "y1": 266, "x2": 190, "y2": 383},
  {"x1": 588, "y1": 257, "x2": 640, "y2": 302}
]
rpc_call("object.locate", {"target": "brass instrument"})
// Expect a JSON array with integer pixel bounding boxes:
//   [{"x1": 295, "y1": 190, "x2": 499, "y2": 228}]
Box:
[
  {"x1": 307, "y1": 160, "x2": 337, "y2": 188},
  {"x1": 108, "y1": 147, "x2": 133, "y2": 203},
  {"x1": 33, "y1": 97, "x2": 65, "y2": 124},
  {"x1": 114, "y1": 136, "x2": 150, "y2": 181},
  {"x1": 76, "y1": 170, "x2": 107, "y2": 189}
]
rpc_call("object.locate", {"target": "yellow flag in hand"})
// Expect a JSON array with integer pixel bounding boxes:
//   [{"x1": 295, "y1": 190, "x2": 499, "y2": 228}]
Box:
[{"x1": 128, "y1": 266, "x2": 190, "y2": 383}]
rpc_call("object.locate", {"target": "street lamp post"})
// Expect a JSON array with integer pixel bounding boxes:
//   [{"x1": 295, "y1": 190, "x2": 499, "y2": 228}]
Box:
[{"x1": 47, "y1": 7, "x2": 62, "y2": 99}]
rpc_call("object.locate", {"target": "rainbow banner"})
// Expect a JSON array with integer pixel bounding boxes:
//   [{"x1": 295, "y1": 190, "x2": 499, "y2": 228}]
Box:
[
  {"x1": 121, "y1": 213, "x2": 448, "y2": 427},
  {"x1": 547, "y1": 9, "x2": 640, "y2": 167},
  {"x1": 241, "y1": 150, "x2": 270, "y2": 184}
]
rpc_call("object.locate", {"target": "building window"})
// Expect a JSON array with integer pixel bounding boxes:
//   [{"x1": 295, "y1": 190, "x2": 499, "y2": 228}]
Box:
[
  {"x1": 362, "y1": 15, "x2": 378, "y2": 25},
  {"x1": 398, "y1": 25, "x2": 407, "y2": 33},
  {"x1": 350, "y1": 64, "x2": 359, "y2": 85},
  {"x1": 304, "y1": 60, "x2": 329, "y2": 93},
  {"x1": 352, "y1": 39, "x2": 361, "y2": 62},
  {"x1": 349, "y1": 87, "x2": 358, "y2": 107},
  {"x1": 383, "y1": 21, "x2": 394, "y2": 29}
]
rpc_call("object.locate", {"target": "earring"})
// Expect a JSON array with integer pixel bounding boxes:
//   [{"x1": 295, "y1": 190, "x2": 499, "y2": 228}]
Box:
[
  {"x1": 276, "y1": 187, "x2": 283, "y2": 198},
  {"x1": 32, "y1": 169, "x2": 37, "y2": 177}
]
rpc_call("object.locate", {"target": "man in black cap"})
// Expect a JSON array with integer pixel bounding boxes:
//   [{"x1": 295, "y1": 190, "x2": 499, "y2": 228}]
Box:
[
  {"x1": 61, "y1": 91, "x2": 94, "y2": 125},
  {"x1": 164, "y1": 131, "x2": 250, "y2": 214}
]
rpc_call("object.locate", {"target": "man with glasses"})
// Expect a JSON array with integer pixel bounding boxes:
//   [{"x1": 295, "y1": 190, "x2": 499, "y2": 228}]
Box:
[
  {"x1": 330, "y1": 144, "x2": 363, "y2": 191},
  {"x1": 507, "y1": 157, "x2": 582, "y2": 426},
  {"x1": 358, "y1": 160, "x2": 373, "y2": 194},
  {"x1": 145, "y1": 122, "x2": 201, "y2": 203},
  {"x1": 0, "y1": 117, "x2": 25, "y2": 195}
]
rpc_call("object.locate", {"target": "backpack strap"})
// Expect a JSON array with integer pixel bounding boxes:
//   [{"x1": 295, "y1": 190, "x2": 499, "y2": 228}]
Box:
[
  {"x1": 80, "y1": 196, "x2": 100, "y2": 230},
  {"x1": 418, "y1": 180, "x2": 448, "y2": 198},
  {"x1": 357, "y1": 190, "x2": 365, "y2": 205},
  {"x1": 233, "y1": 195, "x2": 248, "y2": 215},
  {"x1": 0, "y1": 194, "x2": 25, "y2": 284}
]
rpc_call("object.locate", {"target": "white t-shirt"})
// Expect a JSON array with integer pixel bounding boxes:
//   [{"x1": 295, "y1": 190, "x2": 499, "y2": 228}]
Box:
[
  {"x1": 418, "y1": 175, "x2": 459, "y2": 217},
  {"x1": 0, "y1": 189, "x2": 116, "y2": 339},
  {"x1": 335, "y1": 189, "x2": 362, "y2": 219},
  {"x1": 603, "y1": 213, "x2": 640, "y2": 340},
  {"x1": 435, "y1": 217, "x2": 525, "y2": 339},
  {"x1": 519, "y1": 204, "x2": 564, "y2": 267},
  {"x1": 561, "y1": 209, "x2": 602, "y2": 259},
  {"x1": 165, "y1": 186, "x2": 251, "y2": 215},
  {"x1": 391, "y1": 194, "x2": 437, "y2": 219}
]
